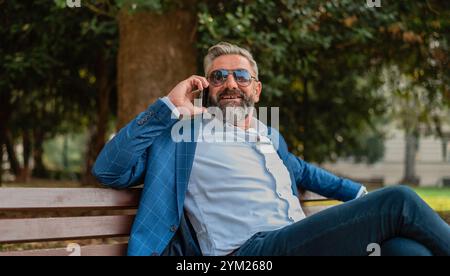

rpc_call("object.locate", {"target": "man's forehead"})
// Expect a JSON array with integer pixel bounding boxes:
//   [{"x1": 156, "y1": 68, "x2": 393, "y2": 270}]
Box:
[{"x1": 210, "y1": 54, "x2": 253, "y2": 72}]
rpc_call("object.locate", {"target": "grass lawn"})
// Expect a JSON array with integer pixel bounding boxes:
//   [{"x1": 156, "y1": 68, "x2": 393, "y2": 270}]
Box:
[
  {"x1": 411, "y1": 187, "x2": 450, "y2": 223},
  {"x1": 304, "y1": 186, "x2": 450, "y2": 223},
  {"x1": 412, "y1": 187, "x2": 450, "y2": 212}
]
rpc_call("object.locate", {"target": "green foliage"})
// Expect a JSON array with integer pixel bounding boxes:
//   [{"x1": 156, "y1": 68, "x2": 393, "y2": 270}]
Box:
[
  {"x1": 78, "y1": 0, "x2": 184, "y2": 15},
  {"x1": 197, "y1": 0, "x2": 449, "y2": 163},
  {"x1": 1, "y1": 1, "x2": 118, "y2": 137},
  {"x1": 115, "y1": 0, "x2": 164, "y2": 11},
  {"x1": 1, "y1": 0, "x2": 448, "y2": 166},
  {"x1": 343, "y1": 128, "x2": 386, "y2": 164},
  {"x1": 43, "y1": 133, "x2": 88, "y2": 173}
]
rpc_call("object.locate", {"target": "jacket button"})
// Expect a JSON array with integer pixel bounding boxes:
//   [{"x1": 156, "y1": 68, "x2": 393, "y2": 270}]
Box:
[{"x1": 170, "y1": 225, "x2": 177, "y2": 232}]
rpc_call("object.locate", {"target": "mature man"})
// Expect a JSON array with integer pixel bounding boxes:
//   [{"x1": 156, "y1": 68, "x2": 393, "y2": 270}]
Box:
[{"x1": 93, "y1": 42, "x2": 450, "y2": 256}]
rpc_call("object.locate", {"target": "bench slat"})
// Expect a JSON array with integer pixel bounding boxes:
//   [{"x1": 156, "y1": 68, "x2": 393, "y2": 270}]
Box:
[
  {"x1": 0, "y1": 243, "x2": 128, "y2": 256},
  {"x1": 0, "y1": 188, "x2": 326, "y2": 208},
  {"x1": 0, "y1": 188, "x2": 141, "y2": 210},
  {"x1": 0, "y1": 215, "x2": 135, "y2": 243},
  {"x1": 302, "y1": 205, "x2": 333, "y2": 216},
  {"x1": 299, "y1": 190, "x2": 329, "y2": 201}
]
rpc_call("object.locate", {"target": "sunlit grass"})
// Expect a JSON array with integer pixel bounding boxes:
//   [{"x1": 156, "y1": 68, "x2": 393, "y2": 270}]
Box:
[
  {"x1": 412, "y1": 187, "x2": 450, "y2": 212},
  {"x1": 302, "y1": 187, "x2": 450, "y2": 213}
]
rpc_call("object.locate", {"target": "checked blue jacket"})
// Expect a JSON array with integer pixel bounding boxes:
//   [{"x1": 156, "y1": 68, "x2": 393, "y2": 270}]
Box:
[{"x1": 92, "y1": 99, "x2": 362, "y2": 256}]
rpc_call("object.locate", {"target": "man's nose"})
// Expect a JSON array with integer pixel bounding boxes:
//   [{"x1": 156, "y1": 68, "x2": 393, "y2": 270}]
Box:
[{"x1": 224, "y1": 74, "x2": 239, "y2": 90}]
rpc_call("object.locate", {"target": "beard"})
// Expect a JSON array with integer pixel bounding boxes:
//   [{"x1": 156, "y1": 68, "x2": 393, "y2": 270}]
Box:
[{"x1": 209, "y1": 88, "x2": 255, "y2": 125}]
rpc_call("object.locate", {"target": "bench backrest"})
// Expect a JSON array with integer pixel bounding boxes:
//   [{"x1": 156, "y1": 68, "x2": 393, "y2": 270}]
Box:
[{"x1": 0, "y1": 188, "x2": 336, "y2": 256}]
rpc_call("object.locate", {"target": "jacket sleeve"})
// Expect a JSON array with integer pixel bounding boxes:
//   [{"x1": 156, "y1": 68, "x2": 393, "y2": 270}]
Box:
[
  {"x1": 92, "y1": 99, "x2": 178, "y2": 189},
  {"x1": 287, "y1": 153, "x2": 362, "y2": 202},
  {"x1": 272, "y1": 129, "x2": 362, "y2": 202}
]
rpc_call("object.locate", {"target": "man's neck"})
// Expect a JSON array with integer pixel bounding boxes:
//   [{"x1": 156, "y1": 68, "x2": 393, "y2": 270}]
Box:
[{"x1": 234, "y1": 111, "x2": 253, "y2": 130}]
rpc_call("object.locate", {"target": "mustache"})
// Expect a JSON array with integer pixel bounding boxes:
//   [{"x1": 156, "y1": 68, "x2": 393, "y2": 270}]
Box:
[{"x1": 217, "y1": 89, "x2": 245, "y2": 100}]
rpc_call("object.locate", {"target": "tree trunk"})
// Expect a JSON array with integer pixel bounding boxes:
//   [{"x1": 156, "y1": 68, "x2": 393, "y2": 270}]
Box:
[
  {"x1": 17, "y1": 130, "x2": 32, "y2": 183},
  {"x1": 442, "y1": 137, "x2": 450, "y2": 162},
  {"x1": 0, "y1": 143, "x2": 3, "y2": 184},
  {"x1": 22, "y1": 130, "x2": 31, "y2": 170},
  {"x1": 302, "y1": 78, "x2": 310, "y2": 160},
  {"x1": 62, "y1": 134, "x2": 69, "y2": 170},
  {"x1": 402, "y1": 130, "x2": 419, "y2": 185},
  {"x1": 5, "y1": 130, "x2": 20, "y2": 177},
  {"x1": 117, "y1": 7, "x2": 198, "y2": 129},
  {"x1": 0, "y1": 92, "x2": 12, "y2": 184},
  {"x1": 82, "y1": 52, "x2": 112, "y2": 186},
  {"x1": 32, "y1": 129, "x2": 48, "y2": 178}
]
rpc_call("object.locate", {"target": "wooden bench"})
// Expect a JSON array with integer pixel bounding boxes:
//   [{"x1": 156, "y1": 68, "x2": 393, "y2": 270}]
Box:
[{"x1": 0, "y1": 188, "x2": 337, "y2": 256}]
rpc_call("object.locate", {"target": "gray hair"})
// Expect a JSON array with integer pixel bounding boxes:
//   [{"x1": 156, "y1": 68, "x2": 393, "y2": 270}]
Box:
[{"x1": 203, "y1": 42, "x2": 259, "y2": 79}]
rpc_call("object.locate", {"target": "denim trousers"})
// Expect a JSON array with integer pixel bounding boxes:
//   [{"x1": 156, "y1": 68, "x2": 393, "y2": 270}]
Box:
[{"x1": 235, "y1": 186, "x2": 450, "y2": 256}]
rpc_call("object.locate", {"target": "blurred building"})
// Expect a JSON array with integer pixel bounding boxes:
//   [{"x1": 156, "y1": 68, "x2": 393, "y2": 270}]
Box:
[{"x1": 324, "y1": 125, "x2": 450, "y2": 187}]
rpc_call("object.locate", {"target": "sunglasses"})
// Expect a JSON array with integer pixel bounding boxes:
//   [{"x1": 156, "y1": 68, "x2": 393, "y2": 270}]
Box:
[{"x1": 207, "y1": 69, "x2": 258, "y2": 87}]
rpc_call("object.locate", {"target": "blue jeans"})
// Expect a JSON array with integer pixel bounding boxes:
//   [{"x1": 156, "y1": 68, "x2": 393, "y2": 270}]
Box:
[{"x1": 235, "y1": 186, "x2": 450, "y2": 256}]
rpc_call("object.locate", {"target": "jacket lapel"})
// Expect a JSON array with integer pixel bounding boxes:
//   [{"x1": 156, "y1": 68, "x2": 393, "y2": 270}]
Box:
[{"x1": 175, "y1": 116, "x2": 202, "y2": 219}]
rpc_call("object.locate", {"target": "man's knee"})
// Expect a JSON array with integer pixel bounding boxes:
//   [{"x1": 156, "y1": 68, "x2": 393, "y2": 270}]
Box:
[
  {"x1": 382, "y1": 185, "x2": 421, "y2": 203},
  {"x1": 381, "y1": 237, "x2": 433, "y2": 256}
]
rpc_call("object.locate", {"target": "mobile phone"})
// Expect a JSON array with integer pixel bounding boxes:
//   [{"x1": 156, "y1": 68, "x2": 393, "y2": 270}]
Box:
[
  {"x1": 202, "y1": 87, "x2": 209, "y2": 108},
  {"x1": 191, "y1": 87, "x2": 210, "y2": 108}
]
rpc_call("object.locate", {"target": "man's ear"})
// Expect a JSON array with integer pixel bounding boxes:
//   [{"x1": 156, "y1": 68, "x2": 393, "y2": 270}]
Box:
[{"x1": 253, "y1": 81, "x2": 262, "y2": 103}]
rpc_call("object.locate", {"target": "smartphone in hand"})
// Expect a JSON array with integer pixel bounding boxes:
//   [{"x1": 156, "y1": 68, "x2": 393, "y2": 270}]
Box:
[
  {"x1": 202, "y1": 87, "x2": 209, "y2": 108},
  {"x1": 192, "y1": 87, "x2": 209, "y2": 108}
]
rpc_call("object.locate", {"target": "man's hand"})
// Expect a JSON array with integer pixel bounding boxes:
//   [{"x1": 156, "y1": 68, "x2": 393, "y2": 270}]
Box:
[{"x1": 167, "y1": 75, "x2": 209, "y2": 116}]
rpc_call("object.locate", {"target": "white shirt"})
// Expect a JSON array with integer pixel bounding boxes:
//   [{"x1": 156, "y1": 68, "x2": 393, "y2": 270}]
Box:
[
  {"x1": 160, "y1": 97, "x2": 365, "y2": 256},
  {"x1": 184, "y1": 119, "x2": 306, "y2": 255}
]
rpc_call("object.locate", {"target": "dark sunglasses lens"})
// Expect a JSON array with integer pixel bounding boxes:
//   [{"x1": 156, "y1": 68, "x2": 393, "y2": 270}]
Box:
[
  {"x1": 233, "y1": 70, "x2": 251, "y2": 84},
  {"x1": 210, "y1": 70, "x2": 227, "y2": 85}
]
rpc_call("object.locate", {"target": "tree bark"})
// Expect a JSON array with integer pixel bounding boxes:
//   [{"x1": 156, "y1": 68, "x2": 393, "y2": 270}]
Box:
[
  {"x1": 17, "y1": 130, "x2": 32, "y2": 183},
  {"x1": 117, "y1": 7, "x2": 198, "y2": 129},
  {"x1": 22, "y1": 130, "x2": 31, "y2": 170},
  {"x1": 82, "y1": 52, "x2": 112, "y2": 186},
  {"x1": 443, "y1": 138, "x2": 449, "y2": 162},
  {"x1": 302, "y1": 78, "x2": 310, "y2": 161},
  {"x1": 0, "y1": 143, "x2": 3, "y2": 184},
  {"x1": 0, "y1": 91, "x2": 12, "y2": 183},
  {"x1": 62, "y1": 134, "x2": 69, "y2": 170},
  {"x1": 5, "y1": 130, "x2": 20, "y2": 177},
  {"x1": 402, "y1": 130, "x2": 420, "y2": 185},
  {"x1": 32, "y1": 129, "x2": 48, "y2": 178}
]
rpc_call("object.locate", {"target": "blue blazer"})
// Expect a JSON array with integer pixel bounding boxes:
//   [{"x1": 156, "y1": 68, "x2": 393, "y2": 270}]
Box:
[{"x1": 92, "y1": 99, "x2": 362, "y2": 256}]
